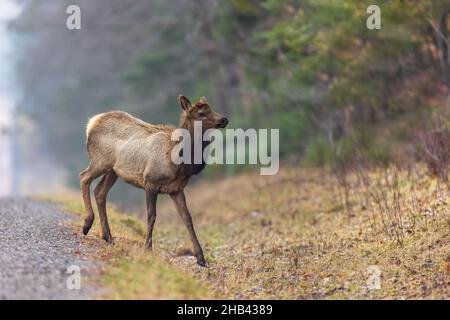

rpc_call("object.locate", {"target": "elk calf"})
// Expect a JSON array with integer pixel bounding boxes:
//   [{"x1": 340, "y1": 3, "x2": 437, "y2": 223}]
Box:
[{"x1": 80, "y1": 95, "x2": 228, "y2": 266}]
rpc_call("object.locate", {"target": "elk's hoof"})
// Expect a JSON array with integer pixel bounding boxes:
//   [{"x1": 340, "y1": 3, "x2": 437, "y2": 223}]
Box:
[
  {"x1": 197, "y1": 256, "x2": 207, "y2": 267},
  {"x1": 82, "y1": 225, "x2": 90, "y2": 235},
  {"x1": 103, "y1": 235, "x2": 114, "y2": 244},
  {"x1": 143, "y1": 245, "x2": 153, "y2": 253}
]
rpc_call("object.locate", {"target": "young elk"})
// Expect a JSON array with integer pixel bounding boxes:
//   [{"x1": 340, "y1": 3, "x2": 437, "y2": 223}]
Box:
[{"x1": 80, "y1": 95, "x2": 228, "y2": 266}]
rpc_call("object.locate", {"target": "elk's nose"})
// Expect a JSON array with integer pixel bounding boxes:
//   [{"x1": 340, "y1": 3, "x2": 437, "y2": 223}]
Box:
[{"x1": 220, "y1": 117, "x2": 229, "y2": 125}]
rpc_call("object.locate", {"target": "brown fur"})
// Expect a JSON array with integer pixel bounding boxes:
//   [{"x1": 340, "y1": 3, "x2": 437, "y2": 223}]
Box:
[{"x1": 80, "y1": 96, "x2": 227, "y2": 266}]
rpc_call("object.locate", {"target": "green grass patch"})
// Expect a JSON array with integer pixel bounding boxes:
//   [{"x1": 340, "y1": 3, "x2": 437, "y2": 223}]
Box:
[{"x1": 38, "y1": 193, "x2": 212, "y2": 299}]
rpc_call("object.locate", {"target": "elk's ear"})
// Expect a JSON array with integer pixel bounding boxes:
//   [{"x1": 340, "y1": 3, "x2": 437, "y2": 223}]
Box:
[
  {"x1": 179, "y1": 95, "x2": 192, "y2": 112},
  {"x1": 199, "y1": 96, "x2": 207, "y2": 104}
]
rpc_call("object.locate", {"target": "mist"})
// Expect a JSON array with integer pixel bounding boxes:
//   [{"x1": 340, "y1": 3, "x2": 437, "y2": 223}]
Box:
[{"x1": 0, "y1": 0, "x2": 66, "y2": 197}]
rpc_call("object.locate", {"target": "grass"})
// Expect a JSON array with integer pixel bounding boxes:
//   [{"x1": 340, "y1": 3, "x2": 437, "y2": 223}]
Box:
[
  {"x1": 41, "y1": 165, "x2": 449, "y2": 299},
  {"x1": 42, "y1": 193, "x2": 211, "y2": 299}
]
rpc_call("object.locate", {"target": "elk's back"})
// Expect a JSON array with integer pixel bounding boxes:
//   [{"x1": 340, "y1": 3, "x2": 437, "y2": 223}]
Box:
[{"x1": 86, "y1": 111, "x2": 174, "y2": 176}]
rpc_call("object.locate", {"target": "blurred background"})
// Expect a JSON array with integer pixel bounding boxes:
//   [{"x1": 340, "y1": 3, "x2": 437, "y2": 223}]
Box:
[{"x1": 0, "y1": 0, "x2": 449, "y2": 211}]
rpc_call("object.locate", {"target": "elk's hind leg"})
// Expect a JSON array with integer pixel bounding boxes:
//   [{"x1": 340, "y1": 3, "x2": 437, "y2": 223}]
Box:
[
  {"x1": 94, "y1": 170, "x2": 118, "y2": 243},
  {"x1": 80, "y1": 162, "x2": 105, "y2": 235}
]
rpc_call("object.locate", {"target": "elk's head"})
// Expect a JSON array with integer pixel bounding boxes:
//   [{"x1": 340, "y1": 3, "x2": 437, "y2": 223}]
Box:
[{"x1": 179, "y1": 95, "x2": 228, "y2": 131}]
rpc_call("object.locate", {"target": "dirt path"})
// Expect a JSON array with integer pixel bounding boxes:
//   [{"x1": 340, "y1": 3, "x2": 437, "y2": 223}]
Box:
[{"x1": 0, "y1": 198, "x2": 99, "y2": 299}]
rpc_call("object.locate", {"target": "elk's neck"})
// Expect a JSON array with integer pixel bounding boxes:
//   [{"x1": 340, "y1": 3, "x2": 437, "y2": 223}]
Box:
[{"x1": 177, "y1": 118, "x2": 210, "y2": 176}]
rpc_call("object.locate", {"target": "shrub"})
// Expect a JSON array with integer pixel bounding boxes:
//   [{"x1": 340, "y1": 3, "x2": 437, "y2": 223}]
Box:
[
  {"x1": 419, "y1": 128, "x2": 450, "y2": 183},
  {"x1": 303, "y1": 136, "x2": 335, "y2": 167}
]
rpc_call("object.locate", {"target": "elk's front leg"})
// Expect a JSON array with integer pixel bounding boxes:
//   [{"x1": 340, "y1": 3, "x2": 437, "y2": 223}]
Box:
[
  {"x1": 170, "y1": 191, "x2": 206, "y2": 267},
  {"x1": 144, "y1": 191, "x2": 158, "y2": 251}
]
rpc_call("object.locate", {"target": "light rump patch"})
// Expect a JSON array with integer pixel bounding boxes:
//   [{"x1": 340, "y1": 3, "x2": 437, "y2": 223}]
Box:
[{"x1": 85, "y1": 113, "x2": 105, "y2": 137}]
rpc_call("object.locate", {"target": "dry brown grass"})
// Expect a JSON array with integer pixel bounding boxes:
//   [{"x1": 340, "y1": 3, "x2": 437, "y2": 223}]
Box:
[
  {"x1": 44, "y1": 165, "x2": 449, "y2": 299},
  {"x1": 155, "y1": 166, "x2": 449, "y2": 299}
]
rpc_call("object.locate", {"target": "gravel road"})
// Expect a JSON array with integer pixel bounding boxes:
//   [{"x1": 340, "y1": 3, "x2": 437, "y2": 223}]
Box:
[{"x1": 0, "y1": 198, "x2": 99, "y2": 299}]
